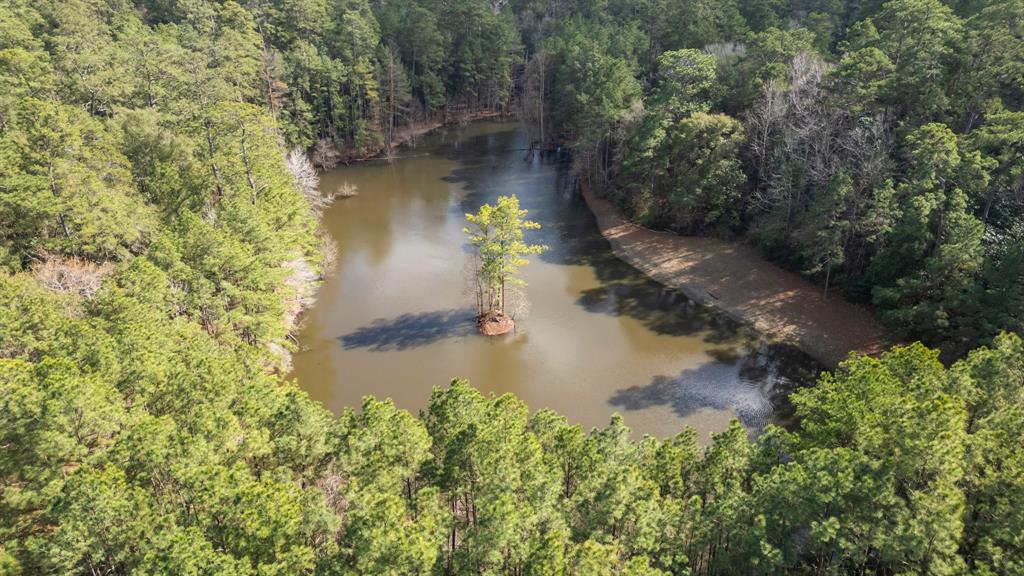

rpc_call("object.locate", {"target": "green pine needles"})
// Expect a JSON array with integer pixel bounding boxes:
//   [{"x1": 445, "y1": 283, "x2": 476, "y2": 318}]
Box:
[{"x1": 464, "y1": 195, "x2": 547, "y2": 323}]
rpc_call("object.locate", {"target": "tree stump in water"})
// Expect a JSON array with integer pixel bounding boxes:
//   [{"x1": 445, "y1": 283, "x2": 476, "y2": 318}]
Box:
[{"x1": 478, "y1": 310, "x2": 514, "y2": 336}]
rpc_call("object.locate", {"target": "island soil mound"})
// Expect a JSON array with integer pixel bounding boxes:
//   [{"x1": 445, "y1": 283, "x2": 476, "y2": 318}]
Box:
[{"x1": 478, "y1": 311, "x2": 515, "y2": 336}]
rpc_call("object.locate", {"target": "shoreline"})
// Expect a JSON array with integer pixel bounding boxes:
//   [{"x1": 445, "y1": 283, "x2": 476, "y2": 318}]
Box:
[
  {"x1": 278, "y1": 113, "x2": 505, "y2": 371},
  {"x1": 580, "y1": 183, "x2": 886, "y2": 368},
  {"x1": 314, "y1": 109, "x2": 506, "y2": 167},
  {"x1": 387, "y1": 110, "x2": 504, "y2": 151}
]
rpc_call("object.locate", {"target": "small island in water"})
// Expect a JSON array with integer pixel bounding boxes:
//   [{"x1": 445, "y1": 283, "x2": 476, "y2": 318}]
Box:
[{"x1": 464, "y1": 194, "x2": 547, "y2": 336}]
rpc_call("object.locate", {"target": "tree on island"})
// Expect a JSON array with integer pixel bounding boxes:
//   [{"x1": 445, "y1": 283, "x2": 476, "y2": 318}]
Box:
[{"x1": 464, "y1": 195, "x2": 547, "y2": 335}]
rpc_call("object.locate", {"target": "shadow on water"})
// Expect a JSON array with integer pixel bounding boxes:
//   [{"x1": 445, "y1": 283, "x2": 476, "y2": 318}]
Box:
[
  {"x1": 399, "y1": 123, "x2": 825, "y2": 431},
  {"x1": 440, "y1": 127, "x2": 751, "y2": 345},
  {"x1": 609, "y1": 343, "x2": 822, "y2": 433},
  {"x1": 575, "y1": 280, "x2": 741, "y2": 343},
  {"x1": 340, "y1": 308, "x2": 477, "y2": 352}
]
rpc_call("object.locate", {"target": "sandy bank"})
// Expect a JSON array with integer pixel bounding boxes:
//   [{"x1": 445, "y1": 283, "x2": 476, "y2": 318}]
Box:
[{"x1": 581, "y1": 185, "x2": 886, "y2": 367}]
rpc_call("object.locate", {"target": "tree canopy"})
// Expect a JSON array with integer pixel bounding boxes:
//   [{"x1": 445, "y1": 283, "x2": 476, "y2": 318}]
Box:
[
  {"x1": 525, "y1": 0, "x2": 1024, "y2": 358},
  {"x1": 2, "y1": 0, "x2": 1024, "y2": 573},
  {"x1": 464, "y1": 195, "x2": 546, "y2": 321}
]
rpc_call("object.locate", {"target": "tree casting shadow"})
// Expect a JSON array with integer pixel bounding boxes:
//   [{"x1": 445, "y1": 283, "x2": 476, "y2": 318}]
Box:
[
  {"x1": 339, "y1": 308, "x2": 477, "y2": 352},
  {"x1": 608, "y1": 344, "x2": 820, "y2": 432}
]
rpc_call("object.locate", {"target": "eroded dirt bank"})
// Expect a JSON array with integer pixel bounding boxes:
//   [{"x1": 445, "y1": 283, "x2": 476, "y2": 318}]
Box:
[{"x1": 581, "y1": 185, "x2": 886, "y2": 367}]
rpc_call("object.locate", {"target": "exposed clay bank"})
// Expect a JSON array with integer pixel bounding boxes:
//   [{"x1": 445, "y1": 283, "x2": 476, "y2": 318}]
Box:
[
  {"x1": 581, "y1": 187, "x2": 886, "y2": 368},
  {"x1": 290, "y1": 122, "x2": 821, "y2": 440}
]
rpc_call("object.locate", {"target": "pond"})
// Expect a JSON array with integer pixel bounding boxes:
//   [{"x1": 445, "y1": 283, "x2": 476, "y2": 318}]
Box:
[{"x1": 290, "y1": 121, "x2": 821, "y2": 440}]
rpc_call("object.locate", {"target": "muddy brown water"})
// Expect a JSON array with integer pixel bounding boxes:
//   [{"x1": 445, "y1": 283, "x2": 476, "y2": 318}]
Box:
[{"x1": 290, "y1": 121, "x2": 822, "y2": 440}]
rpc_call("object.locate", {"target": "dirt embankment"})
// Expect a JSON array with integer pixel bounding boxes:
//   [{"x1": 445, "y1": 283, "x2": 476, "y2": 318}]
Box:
[
  {"x1": 478, "y1": 311, "x2": 515, "y2": 336},
  {"x1": 581, "y1": 185, "x2": 887, "y2": 368}
]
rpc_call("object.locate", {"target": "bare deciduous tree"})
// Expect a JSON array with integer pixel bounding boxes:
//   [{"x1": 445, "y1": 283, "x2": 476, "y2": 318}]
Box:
[
  {"x1": 379, "y1": 44, "x2": 412, "y2": 158},
  {"x1": 744, "y1": 53, "x2": 896, "y2": 286},
  {"x1": 522, "y1": 52, "x2": 550, "y2": 148},
  {"x1": 32, "y1": 254, "x2": 112, "y2": 299},
  {"x1": 310, "y1": 139, "x2": 340, "y2": 169},
  {"x1": 286, "y1": 148, "x2": 332, "y2": 215}
]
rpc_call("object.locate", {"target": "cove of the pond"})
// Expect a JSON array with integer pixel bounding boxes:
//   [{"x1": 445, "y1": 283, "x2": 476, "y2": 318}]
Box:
[{"x1": 289, "y1": 121, "x2": 822, "y2": 440}]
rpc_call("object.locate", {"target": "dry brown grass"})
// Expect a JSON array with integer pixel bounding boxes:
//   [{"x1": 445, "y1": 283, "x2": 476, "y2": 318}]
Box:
[{"x1": 334, "y1": 181, "x2": 358, "y2": 198}]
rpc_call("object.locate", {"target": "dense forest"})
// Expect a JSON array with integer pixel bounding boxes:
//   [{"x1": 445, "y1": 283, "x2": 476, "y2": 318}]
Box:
[
  {"x1": 521, "y1": 0, "x2": 1024, "y2": 359},
  {"x1": 1, "y1": 0, "x2": 1024, "y2": 574}
]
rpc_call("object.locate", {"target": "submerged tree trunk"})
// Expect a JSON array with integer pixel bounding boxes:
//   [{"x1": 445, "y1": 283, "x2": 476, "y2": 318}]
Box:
[{"x1": 824, "y1": 259, "x2": 832, "y2": 299}]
